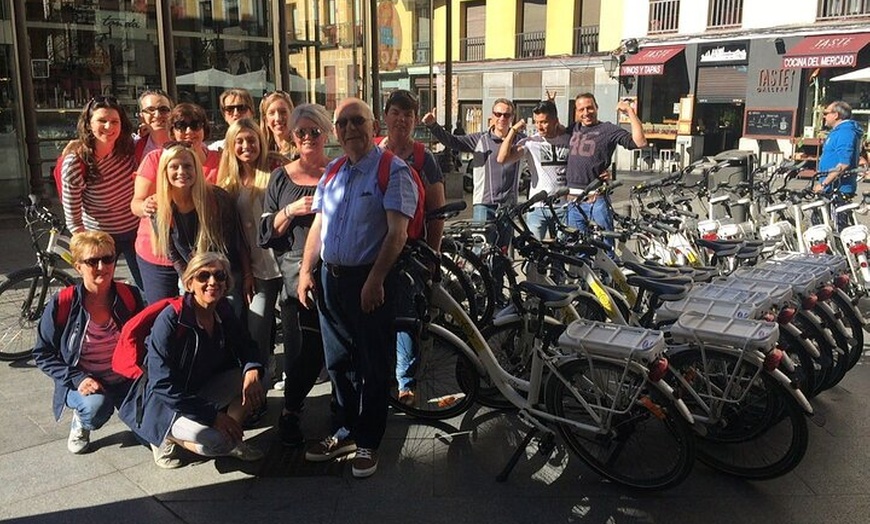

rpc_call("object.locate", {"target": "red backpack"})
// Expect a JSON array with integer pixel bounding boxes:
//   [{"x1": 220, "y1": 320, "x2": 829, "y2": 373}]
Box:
[
  {"x1": 53, "y1": 139, "x2": 147, "y2": 203},
  {"x1": 54, "y1": 283, "x2": 140, "y2": 332},
  {"x1": 112, "y1": 296, "x2": 185, "y2": 380},
  {"x1": 324, "y1": 146, "x2": 426, "y2": 240}
]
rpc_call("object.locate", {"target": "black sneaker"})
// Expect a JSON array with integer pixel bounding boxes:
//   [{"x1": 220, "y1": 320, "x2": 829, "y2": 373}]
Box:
[{"x1": 278, "y1": 412, "x2": 304, "y2": 447}]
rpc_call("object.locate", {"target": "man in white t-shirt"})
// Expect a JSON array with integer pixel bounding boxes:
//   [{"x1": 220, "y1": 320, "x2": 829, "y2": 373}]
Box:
[{"x1": 497, "y1": 100, "x2": 570, "y2": 240}]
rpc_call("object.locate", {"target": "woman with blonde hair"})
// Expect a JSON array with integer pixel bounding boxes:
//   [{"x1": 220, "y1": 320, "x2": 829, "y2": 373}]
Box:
[
  {"x1": 259, "y1": 91, "x2": 296, "y2": 163},
  {"x1": 217, "y1": 118, "x2": 282, "y2": 386},
  {"x1": 152, "y1": 144, "x2": 250, "y2": 316},
  {"x1": 34, "y1": 231, "x2": 144, "y2": 454},
  {"x1": 118, "y1": 252, "x2": 265, "y2": 468},
  {"x1": 259, "y1": 103, "x2": 331, "y2": 446}
]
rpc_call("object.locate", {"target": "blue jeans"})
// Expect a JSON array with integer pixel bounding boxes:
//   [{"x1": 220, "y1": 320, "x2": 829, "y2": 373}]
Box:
[
  {"x1": 112, "y1": 230, "x2": 143, "y2": 290},
  {"x1": 65, "y1": 381, "x2": 129, "y2": 431},
  {"x1": 526, "y1": 206, "x2": 567, "y2": 241},
  {"x1": 248, "y1": 277, "x2": 282, "y2": 388},
  {"x1": 137, "y1": 256, "x2": 180, "y2": 305},
  {"x1": 395, "y1": 276, "x2": 424, "y2": 392},
  {"x1": 318, "y1": 265, "x2": 397, "y2": 449},
  {"x1": 567, "y1": 197, "x2": 615, "y2": 253}
]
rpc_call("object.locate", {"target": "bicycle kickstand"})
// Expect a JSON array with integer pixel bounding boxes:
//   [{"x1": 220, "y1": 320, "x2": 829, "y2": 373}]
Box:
[{"x1": 495, "y1": 427, "x2": 538, "y2": 482}]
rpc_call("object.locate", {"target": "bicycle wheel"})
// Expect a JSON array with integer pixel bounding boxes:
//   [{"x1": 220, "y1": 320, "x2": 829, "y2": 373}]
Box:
[
  {"x1": 668, "y1": 348, "x2": 809, "y2": 480},
  {"x1": 778, "y1": 327, "x2": 818, "y2": 399},
  {"x1": 437, "y1": 254, "x2": 480, "y2": 328},
  {"x1": 442, "y1": 243, "x2": 495, "y2": 327},
  {"x1": 810, "y1": 303, "x2": 851, "y2": 389},
  {"x1": 0, "y1": 267, "x2": 77, "y2": 361},
  {"x1": 830, "y1": 289, "x2": 865, "y2": 370},
  {"x1": 545, "y1": 358, "x2": 695, "y2": 490},
  {"x1": 389, "y1": 321, "x2": 480, "y2": 420}
]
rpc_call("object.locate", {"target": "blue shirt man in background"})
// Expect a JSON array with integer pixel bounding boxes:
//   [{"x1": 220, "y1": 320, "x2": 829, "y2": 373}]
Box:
[
  {"x1": 814, "y1": 100, "x2": 864, "y2": 197},
  {"x1": 297, "y1": 98, "x2": 418, "y2": 479}
]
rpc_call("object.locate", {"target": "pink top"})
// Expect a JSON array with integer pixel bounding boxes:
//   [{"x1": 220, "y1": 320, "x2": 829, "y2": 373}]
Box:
[{"x1": 133, "y1": 147, "x2": 221, "y2": 265}]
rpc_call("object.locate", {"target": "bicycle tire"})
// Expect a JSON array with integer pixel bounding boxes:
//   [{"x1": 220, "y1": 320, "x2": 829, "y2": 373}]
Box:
[
  {"x1": 790, "y1": 313, "x2": 835, "y2": 396},
  {"x1": 668, "y1": 348, "x2": 808, "y2": 480},
  {"x1": 442, "y1": 242, "x2": 496, "y2": 327},
  {"x1": 389, "y1": 321, "x2": 480, "y2": 420},
  {"x1": 810, "y1": 303, "x2": 851, "y2": 389},
  {"x1": 436, "y1": 255, "x2": 480, "y2": 330},
  {"x1": 830, "y1": 289, "x2": 865, "y2": 370},
  {"x1": 545, "y1": 358, "x2": 695, "y2": 490},
  {"x1": 778, "y1": 327, "x2": 818, "y2": 399},
  {"x1": 0, "y1": 267, "x2": 77, "y2": 361}
]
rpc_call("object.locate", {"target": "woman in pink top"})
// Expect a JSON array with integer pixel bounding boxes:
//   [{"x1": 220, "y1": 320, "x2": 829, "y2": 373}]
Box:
[{"x1": 130, "y1": 103, "x2": 221, "y2": 304}]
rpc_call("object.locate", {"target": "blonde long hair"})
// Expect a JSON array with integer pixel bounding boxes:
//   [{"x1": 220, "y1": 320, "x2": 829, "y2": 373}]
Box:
[
  {"x1": 216, "y1": 118, "x2": 272, "y2": 203},
  {"x1": 259, "y1": 91, "x2": 295, "y2": 158},
  {"x1": 152, "y1": 145, "x2": 227, "y2": 258}
]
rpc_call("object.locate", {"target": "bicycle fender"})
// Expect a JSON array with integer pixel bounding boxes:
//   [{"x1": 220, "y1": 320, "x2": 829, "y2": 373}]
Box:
[
  {"x1": 766, "y1": 367, "x2": 814, "y2": 415},
  {"x1": 780, "y1": 322, "x2": 821, "y2": 358},
  {"x1": 650, "y1": 379, "x2": 695, "y2": 424}
]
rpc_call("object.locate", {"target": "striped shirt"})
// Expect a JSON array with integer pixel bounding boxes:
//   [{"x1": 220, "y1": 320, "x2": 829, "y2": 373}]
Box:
[
  {"x1": 62, "y1": 152, "x2": 139, "y2": 235},
  {"x1": 78, "y1": 317, "x2": 125, "y2": 385}
]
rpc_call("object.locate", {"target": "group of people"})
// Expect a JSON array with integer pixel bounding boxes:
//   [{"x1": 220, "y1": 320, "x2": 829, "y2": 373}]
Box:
[{"x1": 41, "y1": 87, "x2": 864, "y2": 480}]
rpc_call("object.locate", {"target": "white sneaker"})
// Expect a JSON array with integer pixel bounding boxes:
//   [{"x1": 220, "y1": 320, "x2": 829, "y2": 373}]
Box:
[
  {"x1": 273, "y1": 372, "x2": 287, "y2": 391},
  {"x1": 67, "y1": 412, "x2": 90, "y2": 454},
  {"x1": 151, "y1": 440, "x2": 183, "y2": 469},
  {"x1": 226, "y1": 441, "x2": 264, "y2": 462}
]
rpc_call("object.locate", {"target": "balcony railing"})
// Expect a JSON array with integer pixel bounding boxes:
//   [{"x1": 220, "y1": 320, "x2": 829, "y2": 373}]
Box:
[
  {"x1": 460, "y1": 36, "x2": 485, "y2": 61},
  {"x1": 573, "y1": 25, "x2": 599, "y2": 54},
  {"x1": 516, "y1": 31, "x2": 545, "y2": 59},
  {"x1": 817, "y1": 0, "x2": 870, "y2": 19},
  {"x1": 649, "y1": 0, "x2": 680, "y2": 34},
  {"x1": 707, "y1": 0, "x2": 743, "y2": 28}
]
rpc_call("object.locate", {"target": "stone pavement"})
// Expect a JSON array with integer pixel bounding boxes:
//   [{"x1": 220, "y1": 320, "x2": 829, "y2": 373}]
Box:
[{"x1": 3, "y1": 175, "x2": 870, "y2": 523}]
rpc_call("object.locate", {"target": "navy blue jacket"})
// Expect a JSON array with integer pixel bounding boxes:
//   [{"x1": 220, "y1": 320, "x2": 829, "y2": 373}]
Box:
[
  {"x1": 117, "y1": 293, "x2": 262, "y2": 446},
  {"x1": 33, "y1": 282, "x2": 144, "y2": 421}
]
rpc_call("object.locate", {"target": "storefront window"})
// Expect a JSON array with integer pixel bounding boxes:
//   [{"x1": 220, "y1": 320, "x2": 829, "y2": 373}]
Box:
[
  {"x1": 25, "y1": 0, "x2": 161, "y2": 176},
  {"x1": 0, "y1": 0, "x2": 23, "y2": 192}
]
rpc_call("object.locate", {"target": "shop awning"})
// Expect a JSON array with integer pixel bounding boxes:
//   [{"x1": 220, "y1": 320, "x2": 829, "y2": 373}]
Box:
[
  {"x1": 620, "y1": 45, "x2": 685, "y2": 76},
  {"x1": 782, "y1": 33, "x2": 870, "y2": 69}
]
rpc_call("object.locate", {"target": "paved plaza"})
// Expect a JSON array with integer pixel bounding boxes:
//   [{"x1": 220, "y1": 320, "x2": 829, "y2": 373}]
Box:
[{"x1": 2, "y1": 175, "x2": 870, "y2": 523}]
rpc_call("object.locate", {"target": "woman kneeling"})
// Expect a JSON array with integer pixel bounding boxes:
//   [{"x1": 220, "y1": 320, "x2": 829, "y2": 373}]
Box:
[{"x1": 119, "y1": 252, "x2": 265, "y2": 468}]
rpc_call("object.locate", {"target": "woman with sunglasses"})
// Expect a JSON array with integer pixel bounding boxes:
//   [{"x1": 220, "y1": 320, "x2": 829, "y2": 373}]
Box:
[
  {"x1": 151, "y1": 144, "x2": 251, "y2": 318},
  {"x1": 33, "y1": 232, "x2": 144, "y2": 455},
  {"x1": 60, "y1": 96, "x2": 143, "y2": 289},
  {"x1": 118, "y1": 252, "x2": 265, "y2": 468},
  {"x1": 259, "y1": 91, "x2": 296, "y2": 163},
  {"x1": 258, "y1": 103, "x2": 331, "y2": 447},
  {"x1": 216, "y1": 119, "x2": 282, "y2": 386},
  {"x1": 131, "y1": 103, "x2": 222, "y2": 304}
]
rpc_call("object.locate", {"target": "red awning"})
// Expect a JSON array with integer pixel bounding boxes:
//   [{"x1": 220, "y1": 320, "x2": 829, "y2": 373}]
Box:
[
  {"x1": 783, "y1": 33, "x2": 870, "y2": 69},
  {"x1": 620, "y1": 46, "x2": 685, "y2": 76}
]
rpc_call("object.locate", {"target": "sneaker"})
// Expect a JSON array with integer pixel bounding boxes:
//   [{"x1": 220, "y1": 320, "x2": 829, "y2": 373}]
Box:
[
  {"x1": 151, "y1": 440, "x2": 183, "y2": 469},
  {"x1": 226, "y1": 441, "x2": 264, "y2": 462},
  {"x1": 398, "y1": 389, "x2": 416, "y2": 407},
  {"x1": 273, "y1": 372, "x2": 287, "y2": 391},
  {"x1": 305, "y1": 435, "x2": 357, "y2": 462},
  {"x1": 351, "y1": 448, "x2": 378, "y2": 478},
  {"x1": 67, "y1": 412, "x2": 90, "y2": 454},
  {"x1": 278, "y1": 412, "x2": 305, "y2": 447}
]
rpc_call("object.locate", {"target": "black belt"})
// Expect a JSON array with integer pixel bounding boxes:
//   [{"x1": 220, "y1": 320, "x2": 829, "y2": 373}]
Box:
[{"x1": 324, "y1": 262, "x2": 372, "y2": 278}]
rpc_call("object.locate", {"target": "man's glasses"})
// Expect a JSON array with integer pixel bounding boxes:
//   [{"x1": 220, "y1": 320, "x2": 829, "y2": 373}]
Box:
[
  {"x1": 194, "y1": 269, "x2": 228, "y2": 283},
  {"x1": 80, "y1": 254, "x2": 116, "y2": 268},
  {"x1": 223, "y1": 104, "x2": 249, "y2": 114},
  {"x1": 142, "y1": 105, "x2": 171, "y2": 116},
  {"x1": 493, "y1": 111, "x2": 513, "y2": 119},
  {"x1": 172, "y1": 120, "x2": 204, "y2": 131},
  {"x1": 335, "y1": 115, "x2": 368, "y2": 129},
  {"x1": 294, "y1": 127, "x2": 323, "y2": 140}
]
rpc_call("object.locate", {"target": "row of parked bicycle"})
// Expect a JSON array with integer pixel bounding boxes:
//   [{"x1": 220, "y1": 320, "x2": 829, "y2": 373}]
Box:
[{"x1": 379, "y1": 159, "x2": 870, "y2": 490}]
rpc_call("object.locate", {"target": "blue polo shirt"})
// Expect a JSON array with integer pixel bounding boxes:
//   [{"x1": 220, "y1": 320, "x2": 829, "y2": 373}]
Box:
[{"x1": 313, "y1": 147, "x2": 418, "y2": 266}]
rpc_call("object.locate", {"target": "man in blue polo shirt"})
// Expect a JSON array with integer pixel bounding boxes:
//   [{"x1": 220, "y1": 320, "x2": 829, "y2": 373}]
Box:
[
  {"x1": 297, "y1": 98, "x2": 418, "y2": 479},
  {"x1": 814, "y1": 100, "x2": 863, "y2": 197}
]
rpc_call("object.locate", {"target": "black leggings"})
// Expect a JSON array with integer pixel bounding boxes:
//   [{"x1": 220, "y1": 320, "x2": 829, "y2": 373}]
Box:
[{"x1": 281, "y1": 296, "x2": 325, "y2": 413}]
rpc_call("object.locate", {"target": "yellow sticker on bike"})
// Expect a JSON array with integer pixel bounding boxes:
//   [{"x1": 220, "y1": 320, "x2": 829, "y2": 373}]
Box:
[
  {"x1": 611, "y1": 270, "x2": 637, "y2": 307},
  {"x1": 589, "y1": 280, "x2": 618, "y2": 318}
]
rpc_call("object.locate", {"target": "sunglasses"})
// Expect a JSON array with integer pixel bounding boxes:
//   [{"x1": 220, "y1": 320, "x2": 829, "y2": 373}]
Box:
[
  {"x1": 80, "y1": 254, "x2": 116, "y2": 268},
  {"x1": 492, "y1": 111, "x2": 513, "y2": 119},
  {"x1": 142, "y1": 105, "x2": 171, "y2": 115},
  {"x1": 194, "y1": 269, "x2": 228, "y2": 283},
  {"x1": 223, "y1": 104, "x2": 250, "y2": 114},
  {"x1": 173, "y1": 120, "x2": 204, "y2": 131},
  {"x1": 335, "y1": 115, "x2": 368, "y2": 129},
  {"x1": 294, "y1": 127, "x2": 323, "y2": 140}
]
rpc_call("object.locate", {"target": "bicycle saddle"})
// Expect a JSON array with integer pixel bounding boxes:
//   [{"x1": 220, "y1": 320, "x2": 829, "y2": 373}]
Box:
[
  {"x1": 626, "y1": 275, "x2": 690, "y2": 301},
  {"x1": 517, "y1": 281, "x2": 577, "y2": 308},
  {"x1": 694, "y1": 238, "x2": 742, "y2": 257}
]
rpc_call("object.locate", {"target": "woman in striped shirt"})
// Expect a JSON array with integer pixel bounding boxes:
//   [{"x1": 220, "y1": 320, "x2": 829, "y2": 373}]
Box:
[{"x1": 60, "y1": 96, "x2": 142, "y2": 288}]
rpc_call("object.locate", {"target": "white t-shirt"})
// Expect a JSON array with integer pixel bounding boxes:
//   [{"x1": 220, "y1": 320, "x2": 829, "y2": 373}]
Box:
[{"x1": 518, "y1": 132, "x2": 570, "y2": 206}]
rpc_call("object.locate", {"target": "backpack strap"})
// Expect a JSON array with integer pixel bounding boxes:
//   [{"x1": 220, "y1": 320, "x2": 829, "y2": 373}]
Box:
[
  {"x1": 53, "y1": 286, "x2": 76, "y2": 329},
  {"x1": 324, "y1": 156, "x2": 348, "y2": 185},
  {"x1": 133, "y1": 137, "x2": 148, "y2": 165},
  {"x1": 376, "y1": 149, "x2": 396, "y2": 194},
  {"x1": 412, "y1": 141, "x2": 426, "y2": 173},
  {"x1": 114, "y1": 282, "x2": 140, "y2": 314}
]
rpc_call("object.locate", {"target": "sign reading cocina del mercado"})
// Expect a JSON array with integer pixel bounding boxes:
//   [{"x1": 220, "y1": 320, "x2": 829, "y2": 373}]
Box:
[
  {"x1": 620, "y1": 46, "x2": 685, "y2": 76},
  {"x1": 782, "y1": 33, "x2": 870, "y2": 69}
]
